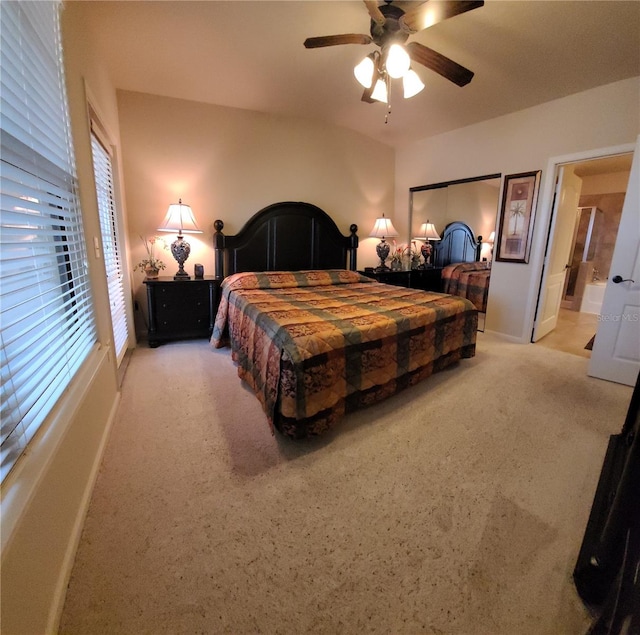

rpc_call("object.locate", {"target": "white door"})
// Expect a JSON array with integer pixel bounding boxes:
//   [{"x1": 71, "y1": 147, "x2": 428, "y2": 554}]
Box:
[
  {"x1": 588, "y1": 137, "x2": 640, "y2": 386},
  {"x1": 533, "y1": 166, "x2": 583, "y2": 341}
]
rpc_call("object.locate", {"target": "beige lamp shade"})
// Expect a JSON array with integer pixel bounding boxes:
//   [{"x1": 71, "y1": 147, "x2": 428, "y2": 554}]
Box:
[
  {"x1": 158, "y1": 199, "x2": 202, "y2": 235},
  {"x1": 413, "y1": 221, "x2": 441, "y2": 241},
  {"x1": 370, "y1": 215, "x2": 399, "y2": 239},
  {"x1": 486, "y1": 231, "x2": 496, "y2": 243}
]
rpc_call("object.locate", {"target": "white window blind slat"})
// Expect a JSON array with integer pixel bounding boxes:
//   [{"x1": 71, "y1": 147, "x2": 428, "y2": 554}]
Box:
[
  {"x1": 90, "y1": 131, "x2": 129, "y2": 363},
  {"x1": 0, "y1": 0, "x2": 97, "y2": 483},
  {"x1": 2, "y1": 286, "x2": 95, "y2": 354}
]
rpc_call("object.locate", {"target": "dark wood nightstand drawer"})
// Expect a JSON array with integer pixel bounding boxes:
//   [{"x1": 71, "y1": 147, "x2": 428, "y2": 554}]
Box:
[{"x1": 157, "y1": 305, "x2": 210, "y2": 331}]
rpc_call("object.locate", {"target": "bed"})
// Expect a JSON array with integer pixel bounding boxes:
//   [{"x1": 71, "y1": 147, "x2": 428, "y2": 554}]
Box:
[
  {"x1": 211, "y1": 202, "x2": 478, "y2": 438},
  {"x1": 433, "y1": 221, "x2": 491, "y2": 313}
]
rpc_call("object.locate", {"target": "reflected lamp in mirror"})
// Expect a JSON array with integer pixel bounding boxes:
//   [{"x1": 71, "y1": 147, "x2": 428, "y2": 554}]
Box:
[
  {"x1": 370, "y1": 214, "x2": 399, "y2": 272},
  {"x1": 486, "y1": 231, "x2": 496, "y2": 261},
  {"x1": 413, "y1": 221, "x2": 441, "y2": 267},
  {"x1": 158, "y1": 198, "x2": 203, "y2": 280}
]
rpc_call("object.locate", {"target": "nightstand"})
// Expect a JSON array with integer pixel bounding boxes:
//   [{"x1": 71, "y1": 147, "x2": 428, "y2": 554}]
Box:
[
  {"x1": 410, "y1": 267, "x2": 443, "y2": 292},
  {"x1": 359, "y1": 269, "x2": 412, "y2": 287},
  {"x1": 143, "y1": 277, "x2": 220, "y2": 347},
  {"x1": 359, "y1": 268, "x2": 443, "y2": 292}
]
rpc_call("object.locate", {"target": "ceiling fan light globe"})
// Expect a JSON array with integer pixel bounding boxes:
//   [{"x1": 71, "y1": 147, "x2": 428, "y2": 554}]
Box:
[
  {"x1": 403, "y1": 69, "x2": 425, "y2": 98},
  {"x1": 354, "y1": 55, "x2": 375, "y2": 88},
  {"x1": 386, "y1": 44, "x2": 410, "y2": 79},
  {"x1": 371, "y1": 78, "x2": 388, "y2": 103}
]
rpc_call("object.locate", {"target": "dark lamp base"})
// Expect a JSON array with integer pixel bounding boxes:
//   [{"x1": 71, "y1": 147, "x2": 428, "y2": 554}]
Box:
[{"x1": 171, "y1": 234, "x2": 192, "y2": 280}]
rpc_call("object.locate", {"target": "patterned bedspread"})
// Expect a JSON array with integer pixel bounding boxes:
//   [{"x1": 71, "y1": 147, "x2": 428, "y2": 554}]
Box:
[
  {"x1": 212, "y1": 270, "x2": 477, "y2": 437},
  {"x1": 442, "y1": 262, "x2": 491, "y2": 313}
]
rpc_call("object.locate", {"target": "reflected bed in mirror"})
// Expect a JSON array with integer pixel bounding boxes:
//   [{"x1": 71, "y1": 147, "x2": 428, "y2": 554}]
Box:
[{"x1": 409, "y1": 174, "x2": 501, "y2": 322}]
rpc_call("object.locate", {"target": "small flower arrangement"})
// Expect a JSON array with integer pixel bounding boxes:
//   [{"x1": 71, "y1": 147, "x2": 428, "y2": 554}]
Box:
[
  {"x1": 134, "y1": 235, "x2": 168, "y2": 276},
  {"x1": 390, "y1": 241, "x2": 420, "y2": 270},
  {"x1": 390, "y1": 240, "x2": 404, "y2": 265}
]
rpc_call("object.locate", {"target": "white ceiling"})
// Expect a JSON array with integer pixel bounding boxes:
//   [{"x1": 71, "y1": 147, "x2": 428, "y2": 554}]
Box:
[{"x1": 75, "y1": 0, "x2": 640, "y2": 149}]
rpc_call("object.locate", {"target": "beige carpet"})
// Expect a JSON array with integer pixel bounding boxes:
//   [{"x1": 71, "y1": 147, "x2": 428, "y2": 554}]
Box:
[{"x1": 59, "y1": 332, "x2": 632, "y2": 634}]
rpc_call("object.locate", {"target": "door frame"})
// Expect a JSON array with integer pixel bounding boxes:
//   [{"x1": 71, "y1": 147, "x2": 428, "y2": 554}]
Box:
[{"x1": 527, "y1": 142, "x2": 635, "y2": 342}]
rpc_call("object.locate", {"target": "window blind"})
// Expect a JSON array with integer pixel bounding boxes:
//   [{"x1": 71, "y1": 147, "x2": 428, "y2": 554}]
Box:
[
  {"x1": 91, "y1": 127, "x2": 129, "y2": 364},
  {"x1": 0, "y1": 1, "x2": 97, "y2": 482}
]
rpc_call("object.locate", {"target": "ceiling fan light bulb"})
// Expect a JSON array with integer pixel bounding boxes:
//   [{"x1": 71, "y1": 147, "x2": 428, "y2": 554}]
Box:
[
  {"x1": 354, "y1": 55, "x2": 375, "y2": 88},
  {"x1": 371, "y1": 78, "x2": 388, "y2": 103},
  {"x1": 403, "y1": 69, "x2": 425, "y2": 98},
  {"x1": 386, "y1": 44, "x2": 410, "y2": 79}
]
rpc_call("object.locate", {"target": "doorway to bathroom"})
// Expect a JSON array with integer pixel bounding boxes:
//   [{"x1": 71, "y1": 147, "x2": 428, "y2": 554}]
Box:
[
  {"x1": 561, "y1": 206, "x2": 605, "y2": 313},
  {"x1": 533, "y1": 152, "x2": 632, "y2": 357}
]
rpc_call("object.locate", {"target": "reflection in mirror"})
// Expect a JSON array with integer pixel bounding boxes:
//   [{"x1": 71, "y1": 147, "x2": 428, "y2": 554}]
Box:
[
  {"x1": 410, "y1": 174, "x2": 501, "y2": 261},
  {"x1": 409, "y1": 174, "x2": 501, "y2": 324}
]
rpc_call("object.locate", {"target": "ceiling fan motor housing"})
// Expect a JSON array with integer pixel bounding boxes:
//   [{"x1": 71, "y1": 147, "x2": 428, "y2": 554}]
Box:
[{"x1": 371, "y1": 4, "x2": 410, "y2": 48}]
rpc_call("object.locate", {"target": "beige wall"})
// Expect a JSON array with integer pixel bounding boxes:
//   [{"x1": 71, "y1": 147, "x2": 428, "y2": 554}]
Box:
[
  {"x1": 581, "y1": 170, "x2": 631, "y2": 196},
  {"x1": 117, "y1": 90, "x2": 396, "y2": 333},
  {"x1": 396, "y1": 77, "x2": 640, "y2": 341},
  {"x1": 0, "y1": 5, "x2": 123, "y2": 634}
]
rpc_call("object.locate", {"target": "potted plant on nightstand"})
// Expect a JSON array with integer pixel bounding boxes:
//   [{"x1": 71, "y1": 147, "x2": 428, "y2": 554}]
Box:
[{"x1": 134, "y1": 235, "x2": 168, "y2": 279}]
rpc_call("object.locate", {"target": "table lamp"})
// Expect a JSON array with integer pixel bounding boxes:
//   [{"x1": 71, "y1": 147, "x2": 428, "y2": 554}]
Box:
[
  {"x1": 413, "y1": 221, "x2": 441, "y2": 266},
  {"x1": 369, "y1": 214, "x2": 399, "y2": 272},
  {"x1": 158, "y1": 199, "x2": 203, "y2": 280}
]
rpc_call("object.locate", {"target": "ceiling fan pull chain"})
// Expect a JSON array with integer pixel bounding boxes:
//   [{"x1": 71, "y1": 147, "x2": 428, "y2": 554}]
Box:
[{"x1": 385, "y1": 76, "x2": 391, "y2": 124}]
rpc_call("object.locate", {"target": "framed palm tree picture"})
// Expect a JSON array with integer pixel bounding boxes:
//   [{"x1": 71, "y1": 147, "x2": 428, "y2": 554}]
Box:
[{"x1": 496, "y1": 170, "x2": 541, "y2": 263}]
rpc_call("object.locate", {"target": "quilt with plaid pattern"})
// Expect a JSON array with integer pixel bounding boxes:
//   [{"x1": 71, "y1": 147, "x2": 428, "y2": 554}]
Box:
[
  {"x1": 441, "y1": 262, "x2": 491, "y2": 313},
  {"x1": 212, "y1": 270, "x2": 477, "y2": 437}
]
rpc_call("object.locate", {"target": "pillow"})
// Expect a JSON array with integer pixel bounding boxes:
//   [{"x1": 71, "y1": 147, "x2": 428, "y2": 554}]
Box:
[{"x1": 222, "y1": 269, "x2": 372, "y2": 292}]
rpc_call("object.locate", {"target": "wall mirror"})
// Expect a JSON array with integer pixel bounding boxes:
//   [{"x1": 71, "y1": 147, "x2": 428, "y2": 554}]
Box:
[
  {"x1": 409, "y1": 173, "x2": 502, "y2": 317},
  {"x1": 410, "y1": 174, "x2": 502, "y2": 258}
]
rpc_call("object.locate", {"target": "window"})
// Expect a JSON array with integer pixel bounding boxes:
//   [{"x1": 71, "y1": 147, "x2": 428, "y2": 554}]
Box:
[
  {"x1": 0, "y1": 1, "x2": 97, "y2": 482},
  {"x1": 90, "y1": 118, "x2": 130, "y2": 365}
]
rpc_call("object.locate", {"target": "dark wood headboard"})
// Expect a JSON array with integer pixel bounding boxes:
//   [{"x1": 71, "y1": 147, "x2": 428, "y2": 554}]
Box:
[
  {"x1": 432, "y1": 221, "x2": 482, "y2": 268},
  {"x1": 213, "y1": 201, "x2": 359, "y2": 279}
]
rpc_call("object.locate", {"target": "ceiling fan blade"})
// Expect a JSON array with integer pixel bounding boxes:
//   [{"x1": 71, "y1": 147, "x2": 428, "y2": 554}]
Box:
[
  {"x1": 400, "y1": 0, "x2": 484, "y2": 33},
  {"x1": 363, "y1": 0, "x2": 386, "y2": 26},
  {"x1": 406, "y1": 41, "x2": 474, "y2": 86},
  {"x1": 304, "y1": 34, "x2": 373, "y2": 49}
]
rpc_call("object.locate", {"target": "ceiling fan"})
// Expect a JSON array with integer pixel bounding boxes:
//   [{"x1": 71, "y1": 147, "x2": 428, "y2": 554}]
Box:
[{"x1": 304, "y1": 0, "x2": 483, "y2": 106}]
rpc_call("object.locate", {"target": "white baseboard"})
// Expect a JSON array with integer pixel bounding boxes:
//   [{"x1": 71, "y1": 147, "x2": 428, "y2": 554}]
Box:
[{"x1": 482, "y1": 328, "x2": 528, "y2": 344}]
